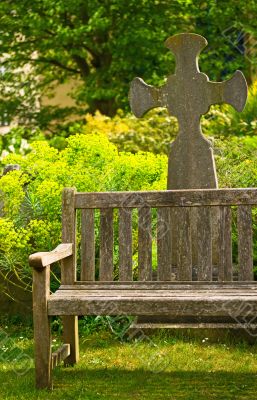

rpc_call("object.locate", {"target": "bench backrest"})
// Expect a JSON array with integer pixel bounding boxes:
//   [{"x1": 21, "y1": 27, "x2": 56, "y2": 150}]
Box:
[{"x1": 61, "y1": 187, "x2": 257, "y2": 284}]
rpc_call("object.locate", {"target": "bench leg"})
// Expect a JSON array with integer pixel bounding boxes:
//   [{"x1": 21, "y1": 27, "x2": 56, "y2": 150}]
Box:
[
  {"x1": 33, "y1": 267, "x2": 52, "y2": 389},
  {"x1": 63, "y1": 316, "x2": 79, "y2": 365}
]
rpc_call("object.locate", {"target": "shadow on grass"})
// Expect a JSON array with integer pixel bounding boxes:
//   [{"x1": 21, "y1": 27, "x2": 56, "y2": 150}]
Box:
[{"x1": 0, "y1": 367, "x2": 257, "y2": 400}]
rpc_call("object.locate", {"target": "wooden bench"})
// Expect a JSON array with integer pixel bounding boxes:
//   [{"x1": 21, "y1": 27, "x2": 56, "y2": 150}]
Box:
[{"x1": 30, "y1": 186, "x2": 257, "y2": 389}]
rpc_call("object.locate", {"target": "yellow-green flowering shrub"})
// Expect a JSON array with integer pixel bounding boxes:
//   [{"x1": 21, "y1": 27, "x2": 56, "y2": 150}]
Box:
[
  {"x1": 0, "y1": 218, "x2": 30, "y2": 286},
  {"x1": 0, "y1": 171, "x2": 28, "y2": 219},
  {"x1": 0, "y1": 133, "x2": 167, "y2": 295},
  {"x1": 81, "y1": 109, "x2": 178, "y2": 155},
  {"x1": 0, "y1": 219, "x2": 27, "y2": 253},
  {"x1": 215, "y1": 136, "x2": 257, "y2": 188}
]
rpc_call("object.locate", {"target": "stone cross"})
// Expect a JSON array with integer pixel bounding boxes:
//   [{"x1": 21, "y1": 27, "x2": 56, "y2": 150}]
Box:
[{"x1": 129, "y1": 33, "x2": 248, "y2": 190}]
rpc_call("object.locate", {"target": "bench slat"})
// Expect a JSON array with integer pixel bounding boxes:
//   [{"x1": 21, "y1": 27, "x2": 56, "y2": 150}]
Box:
[
  {"x1": 48, "y1": 289, "x2": 257, "y2": 316},
  {"x1": 197, "y1": 207, "x2": 212, "y2": 281},
  {"x1": 177, "y1": 208, "x2": 192, "y2": 280},
  {"x1": 81, "y1": 209, "x2": 95, "y2": 281},
  {"x1": 138, "y1": 207, "x2": 152, "y2": 281},
  {"x1": 53, "y1": 289, "x2": 257, "y2": 297},
  {"x1": 60, "y1": 282, "x2": 257, "y2": 290},
  {"x1": 119, "y1": 208, "x2": 133, "y2": 281},
  {"x1": 132, "y1": 322, "x2": 257, "y2": 329},
  {"x1": 75, "y1": 188, "x2": 257, "y2": 209},
  {"x1": 100, "y1": 209, "x2": 114, "y2": 281},
  {"x1": 52, "y1": 344, "x2": 70, "y2": 369},
  {"x1": 238, "y1": 205, "x2": 253, "y2": 281},
  {"x1": 218, "y1": 206, "x2": 233, "y2": 281},
  {"x1": 62, "y1": 188, "x2": 76, "y2": 284},
  {"x1": 157, "y1": 208, "x2": 172, "y2": 281},
  {"x1": 61, "y1": 188, "x2": 79, "y2": 365}
]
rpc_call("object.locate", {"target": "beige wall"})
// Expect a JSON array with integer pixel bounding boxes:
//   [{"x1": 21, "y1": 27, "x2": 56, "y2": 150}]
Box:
[
  {"x1": 41, "y1": 79, "x2": 80, "y2": 108},
  {"x1": 1, "y1": 78, "x2": 81, "y2": 135}
]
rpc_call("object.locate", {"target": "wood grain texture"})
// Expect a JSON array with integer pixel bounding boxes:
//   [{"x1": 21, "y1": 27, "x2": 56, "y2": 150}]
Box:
[
  {"x1": 52, "y1": 289, "x2": 257, "y2": 297},
  {"x1": 218, "y1": 206, "x2": 233, "y2": 281},
  {"x1": 157, "y1": 207, "x2": 172, "y2": 281},
  {"x1": 29, "y1": 243, "x2": 72, "y2": 270},
  {"x1": 52, "y1": 344, "x2": 70, "y2": 369},
  {"x1": 138, "y1": 207, "x2": 152, "y2": 281},
  {"x1": 60, "y1": 281, "x2": 257, "y2": 290},
  {"x1": 61, "y1": 188, "x2": 79, "y2": 366},
  {"x1": 33, "y1": 266, "x2": 52, "y2": 389},
  {"x1": 48, "y1": 287, "x2": 257, "y2": 317},
  {"x1": 62, "y1": 188, "x2": 76, "y2": 285},
  {"x1": 100, "y1": 208, "x2": 114, "y2": 281},
  {"x1": 177, "y1": 208, "x2": 192, "y2": 281},
  {"x1": 119, "y1": 208, "x2": 133, "y2": 281},
  {"x1": 81, "y1": 209, "x2": 95, "y2": 281},
  {"x1": 197, "y1": 207, "x2": 212, "y2": 281},
  {"x1": 75, "y1": 188, "x2": 257, "y2": 209},
  {"x1": 132, "y1": 322, "x2": 257, "y2": 329},
  {"x1": 63, "y1": 315, "x2": 79, "y2": 367},
  {"x1": 238, "y1": 205, "x2": 253, "y2": 281}
]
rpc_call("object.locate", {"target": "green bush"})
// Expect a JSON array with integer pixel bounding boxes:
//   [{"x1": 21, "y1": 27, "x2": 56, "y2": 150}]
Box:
[
  {"x1": 82, "y1": 110, "x2": 178, "y2": 155},
  {"x1": 215, "y1": 136, "x2": 257, "y2": 188},
  {"x1": 0, "y1": 133, "x2": 167, "y2": 294}
]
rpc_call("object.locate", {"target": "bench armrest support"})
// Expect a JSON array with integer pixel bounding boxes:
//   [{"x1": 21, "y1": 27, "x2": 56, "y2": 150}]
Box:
[{"x1": 29, "y1": 243, "x2": 73, "y2": 270}]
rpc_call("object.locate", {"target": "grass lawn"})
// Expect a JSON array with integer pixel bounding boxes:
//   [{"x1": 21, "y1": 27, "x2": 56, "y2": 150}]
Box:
[{"x1": 1, "y1": 322, "x2": 257, "y2": 400}]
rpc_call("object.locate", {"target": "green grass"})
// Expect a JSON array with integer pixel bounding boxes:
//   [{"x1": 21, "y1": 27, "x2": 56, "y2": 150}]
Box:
[{"x1": 1, "y1": 323, "x2": 257, "y2": 400}]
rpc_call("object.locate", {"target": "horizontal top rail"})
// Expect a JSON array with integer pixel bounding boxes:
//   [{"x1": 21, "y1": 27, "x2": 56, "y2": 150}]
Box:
[{"x1": 74, "y1": 188, "x2": 257, "y2": 209}]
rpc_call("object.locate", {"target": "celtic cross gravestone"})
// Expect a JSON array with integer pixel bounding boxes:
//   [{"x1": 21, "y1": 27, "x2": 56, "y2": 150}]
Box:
[{"x1": 129, "y1": 32, "x2": 247, "y2": 190}]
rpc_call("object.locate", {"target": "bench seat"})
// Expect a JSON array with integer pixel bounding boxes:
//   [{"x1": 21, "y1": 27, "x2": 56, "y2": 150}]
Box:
[{"x1": 48, "y1": 282, "x2": 257, "y2": 317}]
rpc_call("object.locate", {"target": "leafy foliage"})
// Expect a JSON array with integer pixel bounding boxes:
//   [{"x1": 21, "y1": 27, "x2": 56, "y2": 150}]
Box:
[
  {"x1": 1, "y1": 0, "x2": 257, "y2": 128},
  {"x1": 82, "y1": 110, "x2": 178, "y2": 155},
  {"x1": 0, "y1": 133, "x2": 167, "y2": 294}
]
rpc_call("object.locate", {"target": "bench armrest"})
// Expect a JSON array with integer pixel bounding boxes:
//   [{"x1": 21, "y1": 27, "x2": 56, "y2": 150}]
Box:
[{"x1": 29, "y1": 243, "x2": 73, "y2": 270}]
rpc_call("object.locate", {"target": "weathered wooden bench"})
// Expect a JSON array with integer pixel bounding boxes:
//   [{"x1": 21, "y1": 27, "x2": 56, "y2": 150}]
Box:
[{"x1": 30, "y1": 186, "x2": 257, "y2": 389}]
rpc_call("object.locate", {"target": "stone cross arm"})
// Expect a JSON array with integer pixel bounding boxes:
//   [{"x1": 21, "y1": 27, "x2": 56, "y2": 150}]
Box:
[
  {"x1": 129, "y1": 33, "x2": 247, "y2": 122},
  {"x1": 130, "y1": 70, "x2": 246, "y2": 118}
]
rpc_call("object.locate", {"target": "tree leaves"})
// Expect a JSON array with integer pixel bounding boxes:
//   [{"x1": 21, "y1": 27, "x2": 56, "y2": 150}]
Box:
[{"x1": 0, "y1": 0, "x2": 256, "y2": 129}]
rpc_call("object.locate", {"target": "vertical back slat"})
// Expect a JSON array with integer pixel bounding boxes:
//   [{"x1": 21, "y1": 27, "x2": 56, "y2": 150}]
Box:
[
  {"x1": 81, "y1": 209, "x2": 95, "y2": 281},
  {"x1": 238, "y1": 205, "x2": 253, "y2": 281},
  {"x1": 100, "y1": 208, "x2": 114, "y2": 281},
  {"x1": 177, "y1": 208, "x2": 192, "y2": 281},
  {"x1": 171, "y1": 208, "x2": 179, "y2": 268},
  {"x1": 218, "y1": 206, "x2": 232, "y2": 281},
  {"x1": 138, "y1": 207, "x2": 152, "y2": 281},
  {"x1": 119, "y1": 208, "x2": 133, "y2": 281},
  {"x1": 197, "y1": 207, "x2": 212, "y2": 280},
  {"x1": 61, "y1": 188, "x2": 79, "y2": 365},
  {"x1": 157, "y1": 207, "x2": 172, "y2": 281},
  {"x1": 62, "y1": 188, "x2": 76, "y2": 284}
]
